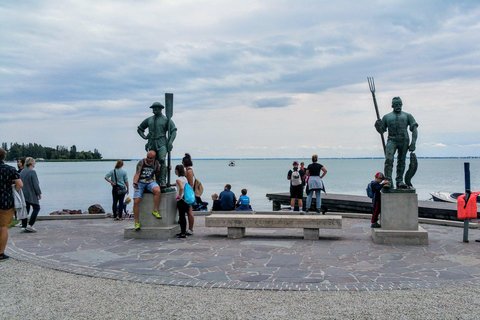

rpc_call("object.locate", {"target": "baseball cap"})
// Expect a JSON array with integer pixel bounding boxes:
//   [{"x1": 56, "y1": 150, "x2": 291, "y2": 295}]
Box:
[
  {"x1": 292, "y1": 161, "x2": 299, "y2": 166},
  {"x1": 375, "y1": 172, "x2": 385, "y2": 179}
]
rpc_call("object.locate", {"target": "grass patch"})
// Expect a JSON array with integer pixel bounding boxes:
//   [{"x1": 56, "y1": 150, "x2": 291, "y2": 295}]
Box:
[{"x1": 9, "y1": 219, "x2": 19, "y2": 229}]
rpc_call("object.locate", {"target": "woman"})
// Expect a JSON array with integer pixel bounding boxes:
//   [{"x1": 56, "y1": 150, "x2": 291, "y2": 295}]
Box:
[
  {"x1": 20, "y1": 157, "x2": 42, "y2": 233},
  {"x1": 182, "y1": 153, "x2": 194, "y2": 235},
  {"x1": 17, "y1": 157, "x2": 25, "y2": 173},
  {"x1": 174, "y1": 164, "x2": 189, "y2": 238},
  {"x1": 105, "y1": 160, "x2": 129, "y2": 220},
  {"x1": 305, "y1": 154, "x2": 327, "y2": 214}
]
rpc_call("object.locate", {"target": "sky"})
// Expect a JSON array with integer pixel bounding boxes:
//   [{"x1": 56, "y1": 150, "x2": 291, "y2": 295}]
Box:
[{"x1": 1, "y1": 0, "x2": 479, "y2": 159}]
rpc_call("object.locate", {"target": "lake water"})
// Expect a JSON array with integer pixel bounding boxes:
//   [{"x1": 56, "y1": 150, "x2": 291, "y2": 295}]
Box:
[{"x1": 14, "y1": 158, "x2": 480, "y2": 215}]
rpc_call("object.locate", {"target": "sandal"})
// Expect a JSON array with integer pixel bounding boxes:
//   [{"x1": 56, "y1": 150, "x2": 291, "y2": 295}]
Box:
[{"x1": 114, "y1": 217, "x2": 120, "y2": 221}]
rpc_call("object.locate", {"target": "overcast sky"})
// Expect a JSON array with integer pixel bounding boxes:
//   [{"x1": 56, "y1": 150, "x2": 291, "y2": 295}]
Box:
[{"x1": 1, "y1": 0, "x2": 479, "y2": 159}]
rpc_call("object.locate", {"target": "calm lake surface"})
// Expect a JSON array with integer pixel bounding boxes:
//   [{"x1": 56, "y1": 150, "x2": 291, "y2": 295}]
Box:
[{"x1": 14, "y1": 158, "x2": 480, "y2": 215}]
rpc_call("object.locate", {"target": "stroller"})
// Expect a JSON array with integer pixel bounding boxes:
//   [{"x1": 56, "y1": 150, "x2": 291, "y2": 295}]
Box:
[{"x1": 192, "y1": 196, "x2": 209, "y2": 211}]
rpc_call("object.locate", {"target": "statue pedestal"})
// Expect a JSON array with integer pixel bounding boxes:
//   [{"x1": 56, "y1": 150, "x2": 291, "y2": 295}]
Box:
[
  {"x1": 124, "y1": 192, "x2": 179, "y2": 239},
  {"x1": 372, "y1": 192, "x2": 428, "y2": 245}
]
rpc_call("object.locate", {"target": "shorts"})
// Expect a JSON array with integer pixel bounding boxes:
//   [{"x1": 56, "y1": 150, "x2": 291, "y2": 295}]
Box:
[
  {"x1": 0, "y1": 208, "x2": 15, "y2": 227},
  {"x1": 133, "y1": 181, "x2": 160, "y2": 199},
  {"x1": 290, "y1": 185, "x2": 303, "y2": 199}
]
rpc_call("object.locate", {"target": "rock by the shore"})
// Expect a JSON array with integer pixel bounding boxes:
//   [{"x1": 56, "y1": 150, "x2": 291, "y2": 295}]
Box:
[
  {"x1": 88, "y1": 204, "x2": 105, "y2": 214},
  {"x1": 50, "y1": 209, "x2": 82, "y2": 215}
]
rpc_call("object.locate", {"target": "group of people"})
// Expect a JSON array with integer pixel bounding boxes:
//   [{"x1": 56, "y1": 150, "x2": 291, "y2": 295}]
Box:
[
  {"x1": 106, "y1": 152, "x2": 197, "y2": 239},
  {"x1": 287, "y1": 154, "x2": 327, "y2": 214},
  {"x1": 0, "y1": 149, "x2": 42, "y2": 262},
  {"x1": 210, "y1": 185, "x2": 252, "y2": 212}
]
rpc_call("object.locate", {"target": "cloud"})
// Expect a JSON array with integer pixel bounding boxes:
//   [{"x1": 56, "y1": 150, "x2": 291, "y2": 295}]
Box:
[{"x1": 1, "y1": 1, "x2": 479, "y2": 158}]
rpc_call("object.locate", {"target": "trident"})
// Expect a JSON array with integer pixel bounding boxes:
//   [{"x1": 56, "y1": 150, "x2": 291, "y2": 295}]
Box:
[{"x1": 367, "y1": 77, "x2": 386, "y2": 155}]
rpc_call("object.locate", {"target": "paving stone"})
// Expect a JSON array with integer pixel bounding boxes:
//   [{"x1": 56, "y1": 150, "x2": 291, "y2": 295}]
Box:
[{"x1": 6, "y1": 216, "x2": 480, "y2": 292}]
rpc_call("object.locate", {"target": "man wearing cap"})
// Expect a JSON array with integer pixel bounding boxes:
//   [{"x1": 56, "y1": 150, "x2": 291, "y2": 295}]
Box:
[
  {"x1": 369, "y1": 172, "x2": 389, "y2": 228},
  {"x1": 375, "y1": 97, "x2": 418, "y2": 189},
  {"x1": 287, "y1": 161, "x2": 305, "y2": 212},
  {"x1": 137, "y1": 102, "x2": 177, "y2": 187}
]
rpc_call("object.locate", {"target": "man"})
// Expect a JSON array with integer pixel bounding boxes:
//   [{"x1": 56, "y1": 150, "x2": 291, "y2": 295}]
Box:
[
  {"x1": 132, "y1": 150, "x2": 162, "y2": 231},
  {"x1": 375, "y1": 97, "x2": 418, "y2": 189},
  {"x1": 287, "y1": 161, "x2": 305, "y2": 212},
  {"x1": 219, "y1": 184, "x2": 236, "y2": 211},
  {"x1": 137, "y1": 102, "x2": 177, "y2": 187},
  {"x1": 0, "y1": 148, "x2": 23, "y2": 261}
]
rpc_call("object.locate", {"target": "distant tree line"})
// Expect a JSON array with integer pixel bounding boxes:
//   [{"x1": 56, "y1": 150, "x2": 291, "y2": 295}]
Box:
[{"x1": 1, "y1": 142, "x2": 102, "y2": 160}]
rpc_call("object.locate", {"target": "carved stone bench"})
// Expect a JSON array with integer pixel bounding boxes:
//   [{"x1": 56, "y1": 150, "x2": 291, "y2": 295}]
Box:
[{"x1": 205, "y1": 213, "x2": 342, "y2": 240}]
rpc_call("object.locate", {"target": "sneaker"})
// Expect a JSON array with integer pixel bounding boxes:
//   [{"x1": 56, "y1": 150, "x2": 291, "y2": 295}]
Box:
[
  {"x1": 177, "y1": 233, "x2": 186, "y2": 239},
  {"x1": 16, "y1": 222, "x2": 22, "y2": 227},
  {"x1": 0, "y1": 254, "x2": 10, "y2": 262},
  {"x1": 371, "y1": 222, "x2": 381, "y2": 228},
  {"x1": 185, "y1": 229, "x2": 193, "y2": 236},
  {"x1": 134, "y1": 222, "x2": 141, "y2": 231},
  {"x1": 305, "y1": 209, "x2": 309, "y2": 213},
  {"x1": 26, "y1": 225, "x2": 37, "y2": 233},
  {"x1": 21, "y1": 228, "x2": 27, "y2": 233},
  {"x1": 315, "y1": 208, "x2": 321, "y2": 214},
  {"x1": 152, "y1": 211, "x2": 162, "y2": 219}
]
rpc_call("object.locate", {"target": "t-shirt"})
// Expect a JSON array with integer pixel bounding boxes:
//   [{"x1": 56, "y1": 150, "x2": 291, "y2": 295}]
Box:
[
  {"x1": 212, "y1": 199, "x2": 222, "y2": 211},
  {"x1": 105, "y1": 169, "x2": 129, "y2": 189},
  {"x1": 176, "y1": 176, "x2": 188, "y2": 198},
  {"x1": 236, "y1": 195, "x2": 251, "y2": 211},
  {"x1": 219, "y1": 189, "x2": 236, "y2": 210},
  {"x1": 0, "y1": 161, "x2": 20, "y2": 210},
  {"x1": 137, "y1": 159, "x2": 158, "y2": 184},
  {"x1": 307, "y1": 163, "x2": 323, "y2": 176}
]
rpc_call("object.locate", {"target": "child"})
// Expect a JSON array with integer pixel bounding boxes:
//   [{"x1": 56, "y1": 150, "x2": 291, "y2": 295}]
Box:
[
  {"x1": 123, "y1": 197, "x2": 132, "y2": 219},
  {"x1": 236, "y1": 189, "x2": 252, "y2": 211},
  {"x1": 369, "y1": 172, "x2": 389, "y2": 228},
  {"x1": 211, "y1": 193, "x2": 222, "y2": 212}
]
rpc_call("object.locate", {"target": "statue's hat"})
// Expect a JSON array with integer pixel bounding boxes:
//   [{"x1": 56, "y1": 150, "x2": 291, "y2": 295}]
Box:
[{"x1": 150, "y1": 102, "x2": 164, "y2": 109}]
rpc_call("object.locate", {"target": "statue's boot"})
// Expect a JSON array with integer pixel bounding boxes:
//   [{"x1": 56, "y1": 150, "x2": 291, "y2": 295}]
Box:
[{"x1": 397, "y1": 181, "x2": 408, "y2": 189}]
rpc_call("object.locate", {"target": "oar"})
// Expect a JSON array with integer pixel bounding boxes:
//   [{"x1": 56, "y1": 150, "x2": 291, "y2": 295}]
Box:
[
  {"x1": 165, "y1": 93, "x2": 174, "y2": 187},
  {"x1": 367, "y1": 77, "x2": 386, "y2": 155}
]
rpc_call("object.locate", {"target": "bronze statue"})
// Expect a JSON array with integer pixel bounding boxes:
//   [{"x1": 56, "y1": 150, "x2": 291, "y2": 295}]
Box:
[
  {"x1": 375, "y1": 97, "x2": 418, "y2": 189},
  {"x1": 137, "y1": 101, "x2": 177, "y2": 187}
]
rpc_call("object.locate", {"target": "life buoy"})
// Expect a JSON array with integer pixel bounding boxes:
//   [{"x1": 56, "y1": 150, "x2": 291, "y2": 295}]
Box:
[{"x1": 457, "y1": 191, "x2": 480, "y2": 219}]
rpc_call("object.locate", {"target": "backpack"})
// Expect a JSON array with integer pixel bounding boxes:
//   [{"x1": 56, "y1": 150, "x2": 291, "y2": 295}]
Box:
[
  {"x1": 194, "y1": 177, "x2": 204, "y2": 197},
  {"x1": 184, "y1": 183, "x2": 196, "y2": 205},
  {"x1": 291, "y1": 169, "x2": 302, "y2": 186},
  {"x1": 366, "y1": 182, "x2": 374, "y2": 199}
]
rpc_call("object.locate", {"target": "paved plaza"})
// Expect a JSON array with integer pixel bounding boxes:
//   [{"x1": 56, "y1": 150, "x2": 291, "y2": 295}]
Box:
[{"x1": 6, "y1": 215, "x2": 480, "y2": 291}]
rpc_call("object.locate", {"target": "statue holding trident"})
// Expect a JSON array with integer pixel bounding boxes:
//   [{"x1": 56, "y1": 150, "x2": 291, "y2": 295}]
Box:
[
  {"x1": 137, "y1": 95, "x2": 177, "y2": 188},
  {"x1": 368, "y1": 78, "x2": 418, "y2": 189}
]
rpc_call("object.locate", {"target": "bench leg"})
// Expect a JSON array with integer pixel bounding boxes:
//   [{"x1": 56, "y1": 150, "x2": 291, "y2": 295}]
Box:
[
  {"x1": 228, "y1": 227, "x2": 246, "y2": 239},
  {"x1": 304, "y1": 228, "x2": 319, "y2": 240}
]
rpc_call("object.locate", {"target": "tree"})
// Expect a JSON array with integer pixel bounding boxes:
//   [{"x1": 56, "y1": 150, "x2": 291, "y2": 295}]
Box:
[{"x1": 70, "y1": 145, "x2": 77, "y2": 159}]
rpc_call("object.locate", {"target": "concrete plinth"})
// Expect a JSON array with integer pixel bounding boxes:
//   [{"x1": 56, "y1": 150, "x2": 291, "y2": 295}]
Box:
[
  {"x1": 372, "y1": 191, "x2": 428, "y2": 245},
  {"x1": 124, "y1": 192, "x2": 179, "y2": 239}
]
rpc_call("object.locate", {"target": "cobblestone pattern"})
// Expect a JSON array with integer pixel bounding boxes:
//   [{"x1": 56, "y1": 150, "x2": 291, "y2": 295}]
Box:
[{"x1": 7, "y1": 216, "x2": 480, "y2": 291}]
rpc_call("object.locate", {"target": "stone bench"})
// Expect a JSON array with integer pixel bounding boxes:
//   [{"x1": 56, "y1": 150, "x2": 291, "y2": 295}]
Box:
[{"x1": 205, "y1": 213, "x2": 342, "y2": 240}]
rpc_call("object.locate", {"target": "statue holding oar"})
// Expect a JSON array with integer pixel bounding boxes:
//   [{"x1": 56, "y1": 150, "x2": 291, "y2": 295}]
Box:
[
  {"x1": 368, "y1": 78, "x2": 418, "y2": 189},
  {"x1": 137, "y1": 96, "x2": 177, "y2": 187}
]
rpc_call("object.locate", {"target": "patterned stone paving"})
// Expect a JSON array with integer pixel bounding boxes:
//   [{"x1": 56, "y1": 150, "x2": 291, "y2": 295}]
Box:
[{"x1": 7, "y1": 216, "x2": 480, "y2": 291}]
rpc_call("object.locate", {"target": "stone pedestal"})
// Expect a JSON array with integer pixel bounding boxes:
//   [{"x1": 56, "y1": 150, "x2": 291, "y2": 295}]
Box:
[
  {"x1": 124, "y1": 191, "x2": 179, "y2": 239},
  {"x1": 372, "y1": 191, "x2": 428, "y2": 245}
]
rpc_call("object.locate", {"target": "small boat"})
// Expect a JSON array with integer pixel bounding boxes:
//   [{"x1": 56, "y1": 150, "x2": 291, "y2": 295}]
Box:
[
  {"x1": 228, "y1": 160, "x2": 235, "y2": 167},
  {"x1": 430, "y1": 191, "x2": 480, "y2": 203}
]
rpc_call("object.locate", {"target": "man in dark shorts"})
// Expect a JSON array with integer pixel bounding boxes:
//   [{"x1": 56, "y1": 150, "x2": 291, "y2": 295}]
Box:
[
  {"x1": 132, "y1": 150, "x2": 162, "y2": 231},
  {"x1": 287, "y1": 161, "x2": 305, "y2": 212},
  {"x1": 0, "y1": 148, "x2": 23, "y2": 262}
]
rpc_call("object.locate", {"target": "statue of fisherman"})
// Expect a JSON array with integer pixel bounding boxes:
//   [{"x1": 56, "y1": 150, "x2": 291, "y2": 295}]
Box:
[
  {"x1": 137, "y1": 102, "x2": 177, "y2": 187},
  {"x1": 375, "y1": 97, "x2": 418, "y2": 189}
]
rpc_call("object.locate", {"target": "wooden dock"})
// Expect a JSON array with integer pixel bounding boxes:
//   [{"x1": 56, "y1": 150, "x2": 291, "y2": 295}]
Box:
[{"x1": 266, "y1": 192, "x2": 464, "y2": 221}]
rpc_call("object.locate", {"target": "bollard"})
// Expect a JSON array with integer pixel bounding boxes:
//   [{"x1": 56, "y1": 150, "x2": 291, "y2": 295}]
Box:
[{"x1": 463, "y1": 162, "x2": 470, "y2": 243}]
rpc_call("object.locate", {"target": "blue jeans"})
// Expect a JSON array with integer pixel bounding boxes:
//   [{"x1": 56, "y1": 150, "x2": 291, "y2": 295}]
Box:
[{"x1": 306, "y1": 190, "x2": 321, "y2": 210}]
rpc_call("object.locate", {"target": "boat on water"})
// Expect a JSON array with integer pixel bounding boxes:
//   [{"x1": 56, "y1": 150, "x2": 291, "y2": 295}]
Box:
[
  {"x1": 228, "y1": 160, "x2": 235, "y2": 167},
  {"x1": 430, "y1": 191, "x2": 480, "y2": 203}
]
